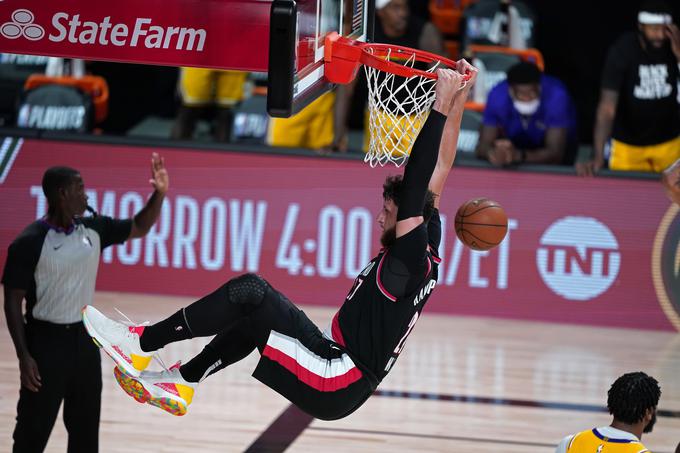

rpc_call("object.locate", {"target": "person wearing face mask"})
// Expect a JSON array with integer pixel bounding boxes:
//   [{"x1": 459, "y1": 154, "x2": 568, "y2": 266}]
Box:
[
  {"x1": 578, "y1": 0, "x2": 680, "y2": 176},
  {"x1": 554, "y1": 371, "x2": 661, "y2": 453},
  {"x1": 475, "y1": 61, "x2": 578, "y2": 166}
]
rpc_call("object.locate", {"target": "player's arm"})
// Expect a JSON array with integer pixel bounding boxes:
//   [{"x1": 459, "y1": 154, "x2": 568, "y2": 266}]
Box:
[
  {"x1": 129, "y1": 152, "x2": 168, "y2": 239},
  {"x1": 576, "y1": 88, "x2": 616, "y2": 176},
  {"x1": 554, "y1": 434, "x2": 573, "y2": 453},
  {"x1": 475, "y1": 124, "x2": 500, "y2": 161},
  {"x1": 2, "y1": 238, "x2": 42, "y2": 392},
  {"x1": 474, "y1": 84, "x2": 508, "y2": 167},
  {"x1": 662, "y1": 158, "x2": 680, "y2": 206},
  {"x1": 326, "y1": 1, "x2": 358, "y2": 153},
  {"x1": 328, "y1": 81, "x2": 356, "y2": 153},
  {"x1": 4, "y1": 287, "x2": 41, "y2": 392},
  {"x1": 513, "y1": 126, "x2": 567, "y2": 165},
  {"x1": 589, "y1": 89, "x2": 618, "y2": 173},
  {"x1": 395, "y1": 69, "x2": 462, "y2": 238},
  {"x1": 430, "y1": 60, "x2": 478, "y2": 209}
]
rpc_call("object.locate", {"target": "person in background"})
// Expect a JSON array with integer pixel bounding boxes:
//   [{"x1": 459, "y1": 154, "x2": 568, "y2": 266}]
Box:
[
  {"x1": 172, "y1": 68, "x2": 248, "y2": 142},
  {"x1": 578, "y1": 0, "x2": 680, "y2": 175},
  {"x1": 3, "y1": 154, "x2": 168, "y2": 452},
  {"x1": 338, "y1": 0, "x2": 447, "y2": 155},
  {"x1": 266, "y1": 91, "x2": 341, "y2": 152},
  {"x1": 475, "y1": 61, "x2": 578, "y2": 166},
  {"x1": 555, "y1": 371, "x2": 660, "y2": 453},
  {"x1": 266, "y1": 0, "x2": 356, "y2": 153}
]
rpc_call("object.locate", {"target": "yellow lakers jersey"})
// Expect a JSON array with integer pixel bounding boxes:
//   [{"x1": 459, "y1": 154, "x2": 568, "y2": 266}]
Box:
[{"x1": 566, "y1": 429, "x2": 649, "y2": 453}]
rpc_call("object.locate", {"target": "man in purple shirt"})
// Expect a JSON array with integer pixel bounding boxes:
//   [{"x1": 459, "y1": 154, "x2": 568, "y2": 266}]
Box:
[{"x1": 475, "y1": 61, "x2": 578, "y2": 166}]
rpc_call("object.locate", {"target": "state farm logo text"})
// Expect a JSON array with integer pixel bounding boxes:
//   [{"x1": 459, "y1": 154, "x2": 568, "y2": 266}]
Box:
[
  {"x1": 1, "y1": 9, "x2": 206, "y2": 51},
  {"x1": 537, "y1": 216, "x2": 621, "y2": 301}
]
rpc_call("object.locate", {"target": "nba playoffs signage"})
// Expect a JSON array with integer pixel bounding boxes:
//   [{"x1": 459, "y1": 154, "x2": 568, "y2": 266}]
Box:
[
  {"x1": 0, "y1": 138, "x2": 678, "y2": 332},
  {"x1": 0, "y1": 1, "x2": 271, "y2": 71}
]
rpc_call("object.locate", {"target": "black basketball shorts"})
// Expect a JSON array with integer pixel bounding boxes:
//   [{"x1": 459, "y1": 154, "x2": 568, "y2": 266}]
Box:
[{"x1": 250, "y1": 284, "x2": 375, "y2": 421}]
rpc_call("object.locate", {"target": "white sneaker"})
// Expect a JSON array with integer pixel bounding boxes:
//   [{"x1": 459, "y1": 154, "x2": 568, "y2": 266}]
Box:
[
  {"x1": 114, "y1": 362, "x2": 197, "y2": 416},
  {"x1": 82, "y1": 305, "x2": 154, "y2": 377}
]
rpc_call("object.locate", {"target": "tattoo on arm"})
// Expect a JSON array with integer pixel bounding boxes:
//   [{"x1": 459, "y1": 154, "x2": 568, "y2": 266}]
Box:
[
  {"x1": 594, "y1": 89, "x2": 618, "y2": 158},
  {"x1": 475, "y1": 125, "x2": 500, "y2": 159}
]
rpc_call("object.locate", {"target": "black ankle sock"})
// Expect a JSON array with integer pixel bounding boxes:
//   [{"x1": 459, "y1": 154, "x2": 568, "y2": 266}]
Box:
[
  {"x1": 179, "y1": 346, "x2": 223, "y2": 383},
  {"x1": 139, "y1": 309, "x2": 193, "y2": 352}
]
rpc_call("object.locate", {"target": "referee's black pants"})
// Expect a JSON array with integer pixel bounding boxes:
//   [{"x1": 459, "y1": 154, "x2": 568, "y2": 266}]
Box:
[{"x1": 13, "y1": 320, "x2": 102, "y2": 453}]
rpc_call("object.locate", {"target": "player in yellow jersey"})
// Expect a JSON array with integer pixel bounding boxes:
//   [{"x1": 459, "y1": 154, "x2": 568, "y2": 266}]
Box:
[{"x1": 555, "y1": 372, "x2": 661, "y2": 453}]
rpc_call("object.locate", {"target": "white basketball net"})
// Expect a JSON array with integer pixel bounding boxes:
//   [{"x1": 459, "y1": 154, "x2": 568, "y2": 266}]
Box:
[{"x1": 364, "y1": 48, "x2": 441, "y2": 167}]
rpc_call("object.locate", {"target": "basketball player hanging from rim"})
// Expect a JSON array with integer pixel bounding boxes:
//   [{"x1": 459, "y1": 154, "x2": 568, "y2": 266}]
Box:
[{"x1": 82, "y1": 63, "x2": 477, "y2": 419}]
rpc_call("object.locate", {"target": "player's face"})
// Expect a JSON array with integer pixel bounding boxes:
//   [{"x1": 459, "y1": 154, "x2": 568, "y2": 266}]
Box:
[
  {"x1": 377, "y1": 198, "x2": 398, "y2": 247},
  {"x1": 378, "y1": 0, "x2": 409, "y2": 34},
  {"x1": 639, "y1": 24, "x2": 667, "y2": 48},
  {"x1": 510, "y1": 83, "x2": 540, "y2": 102},
  {"x1": 63, "y1": 174, "x2": 88, "y2": 216},
  {"x1": 377, "y1": 198, "x2": 397, "y2": 231}
]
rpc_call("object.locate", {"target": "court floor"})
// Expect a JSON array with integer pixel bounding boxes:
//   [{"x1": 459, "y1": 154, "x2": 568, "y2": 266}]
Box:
[{"x1": 1, "y1": 291, "x2": 678, "y2": 452}]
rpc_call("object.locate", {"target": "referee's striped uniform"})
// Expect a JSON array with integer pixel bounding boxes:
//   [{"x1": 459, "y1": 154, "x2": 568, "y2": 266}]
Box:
[{"x1": 2, "y1": 216, "x2": 130, "y2": 453}]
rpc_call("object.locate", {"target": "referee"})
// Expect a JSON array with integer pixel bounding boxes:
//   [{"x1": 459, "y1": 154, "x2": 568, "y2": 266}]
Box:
[{"x1": 2, "y1": 153, "x2": 168, "y2": 453}]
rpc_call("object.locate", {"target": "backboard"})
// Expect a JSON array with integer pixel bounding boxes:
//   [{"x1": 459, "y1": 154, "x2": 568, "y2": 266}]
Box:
[{"x1": 267, "y1": 0, "x2": 374, "y2": 118}]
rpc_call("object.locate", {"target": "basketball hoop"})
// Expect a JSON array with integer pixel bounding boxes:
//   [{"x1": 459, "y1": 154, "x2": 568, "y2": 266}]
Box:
[{"x1": 324, "y1": 33, "x2": 470, "y2": 167}]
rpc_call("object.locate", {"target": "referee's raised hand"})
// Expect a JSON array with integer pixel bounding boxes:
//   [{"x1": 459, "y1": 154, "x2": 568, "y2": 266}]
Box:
[{"x1": 149, "y1": 152, "x2": 169, "y2": 195}]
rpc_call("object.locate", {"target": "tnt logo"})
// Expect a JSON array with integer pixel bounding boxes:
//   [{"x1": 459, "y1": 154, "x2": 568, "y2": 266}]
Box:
[
  {"x1": 537, "y1": 216, "x2": 621, "y2": 301},
  {"x1": 1, "y1": 9, "x2": 44, "y2": 41}
]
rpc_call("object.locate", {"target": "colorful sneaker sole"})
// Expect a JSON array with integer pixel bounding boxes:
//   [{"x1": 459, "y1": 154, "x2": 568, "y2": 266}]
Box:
[{"x1": 113, "y1": 367, "x2": 188, "y2": 416}]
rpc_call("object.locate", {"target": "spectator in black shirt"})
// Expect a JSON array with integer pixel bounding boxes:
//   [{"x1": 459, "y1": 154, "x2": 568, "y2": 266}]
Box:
[{"x1": 578, "y1": 0, "x2": 680, "y2": 175}]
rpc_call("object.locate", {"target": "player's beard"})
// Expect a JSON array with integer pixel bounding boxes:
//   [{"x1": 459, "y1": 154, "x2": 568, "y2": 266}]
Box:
[
  {"x1": 639, "y1": 32, "x2": 671, "y2": 59},
  {"x1": 381, "y1": 226, "x2": 396, "y2": 247},
  {"x1": 643, "y1": 412, "x2": 657, "y2": 433}
]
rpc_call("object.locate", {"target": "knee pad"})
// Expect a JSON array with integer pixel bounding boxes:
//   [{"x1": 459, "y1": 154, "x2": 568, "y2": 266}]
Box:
[{"x1": 227, "y1": 273, "x2": 268, "y2": 307}]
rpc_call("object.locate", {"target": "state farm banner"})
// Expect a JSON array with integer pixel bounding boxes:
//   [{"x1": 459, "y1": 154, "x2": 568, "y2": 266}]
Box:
[
  {"x1": 0, "y1": 137, "x2": 678, "y2": 332},
  {"x1": 0, "y1": 0, "x2": 270, "y2": 71}
]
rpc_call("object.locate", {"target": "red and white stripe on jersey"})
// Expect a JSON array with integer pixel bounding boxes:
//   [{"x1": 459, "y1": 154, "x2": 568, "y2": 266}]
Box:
[
  {"x1": 375, "y1": 253, "x2": 397, "y2": 302},
  {"x1": 262, "y1": 330, "x2": 362, "y2": 392},
  {"x1": 428, "y1": 245, "x2": 442, "y2": 264},
  {"x1": 329, "y1": 311, "x2": 346, "y2": 347}
]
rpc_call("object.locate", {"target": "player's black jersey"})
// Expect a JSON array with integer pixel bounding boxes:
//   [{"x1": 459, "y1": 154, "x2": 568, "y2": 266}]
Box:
[{"x1": 328, "y1": 213, "x2": 442, "y2": 381}]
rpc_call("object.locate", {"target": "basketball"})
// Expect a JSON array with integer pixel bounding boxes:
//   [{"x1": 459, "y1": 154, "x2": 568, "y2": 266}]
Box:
[{"x1": 454, "y1": 198, "x2": 508, "y2": 251}]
